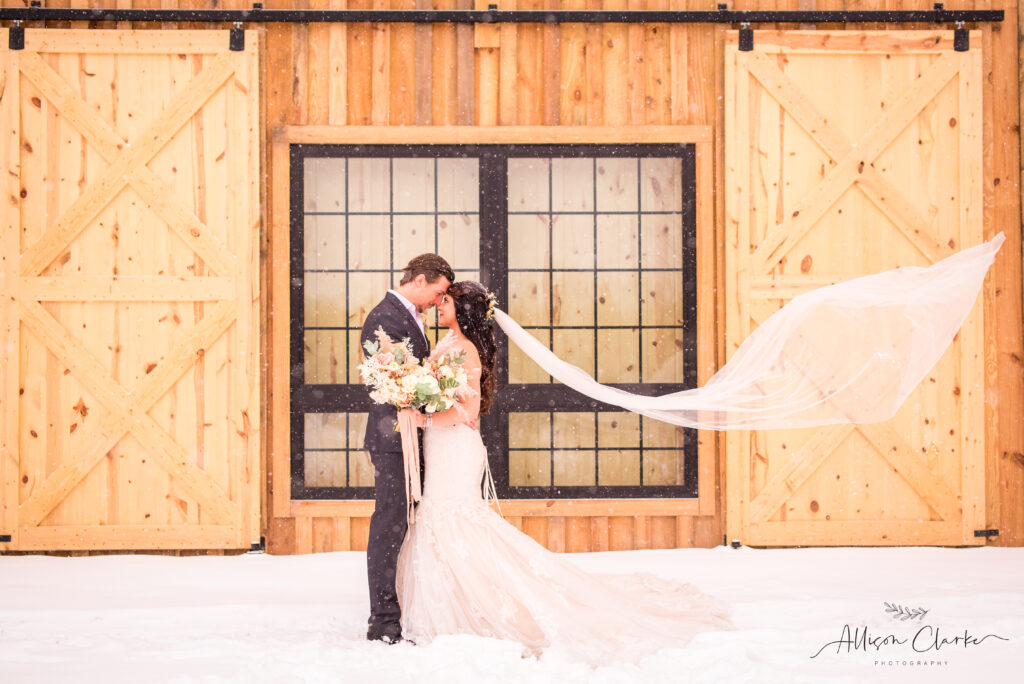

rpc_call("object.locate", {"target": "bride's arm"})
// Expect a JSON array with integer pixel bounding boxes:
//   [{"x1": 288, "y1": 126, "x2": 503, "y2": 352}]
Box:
[{"x1": 404, "y1": 342, "x2": 482, "y2": 429}]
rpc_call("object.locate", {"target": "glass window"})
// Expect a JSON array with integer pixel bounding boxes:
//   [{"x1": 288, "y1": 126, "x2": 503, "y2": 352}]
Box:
[{"x1": 291, "y1": 145, "x2": 696, "y2": 500}]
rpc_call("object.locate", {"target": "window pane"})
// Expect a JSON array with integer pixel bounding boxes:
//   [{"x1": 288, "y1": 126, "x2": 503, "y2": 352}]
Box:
[
  {"x1": 553, "y1": 450, "x2": 595, "y2": 486},
  {"x1": 304, "y1": 272, "x2": 346, "y2": 327},
  {"x1": 509, "y1": 412, "x2": 551, "y2": 449},
  {"x1": 509, "y1": 328, "x2": 551, "y2": 383},
  {"x1": 596, "y1": 215, "x2": 638, "y2": 268},
  {"x1": 438, "y1": 214, "x2": 481, "y2": 272},
  {"x1": 551, "y1": 158, "x2": 594, "y2": 212},
  {"x1": 595, "y1": 157, "x2": 638, "y2": 212},
  {"x1": 551, "y1": 214, "x2": 594, "y2": 269},
  {"x1": 302, "y1": 413, "x2": 372, "y2": 488},
  {"x1": 507, "y1": 214, "x2": 550, "y2": 269},
  {"x1": 304, "y1": 215, "x2": 347, "y2": 270},
  {"x1": 599, "y1": 450, "x2": 640, "y2": 486},
  {"x1": 508, "y1": 158, "x2": 549, "y2": 212},
  {"x1": 304, "y1": 330, "x2": 346, "y2": 384},
  {"x1": 640, "y1": 158, "x2": 682, "y2": 211},
  {"x1": 304, "y1": 158, "x2": 346, "y2": 213},
  {"x1": 348, "y1": 158, "x2": 390, "y2": 212},
  {"x1": 508, "y1": 272, "x2": 550, "y2": 326},
  {"x1": 437, "y1": 158, "x2": 479, "y2": 213},
  {"x1": 392, "y1": 158, "x2": 435, "y2": 213},
  {"x1": 551, "y1": 272, "x2": 594, "y2": 326},
  {"x1": 510, "y1": 450, "x2": 551, "y2": 486}
]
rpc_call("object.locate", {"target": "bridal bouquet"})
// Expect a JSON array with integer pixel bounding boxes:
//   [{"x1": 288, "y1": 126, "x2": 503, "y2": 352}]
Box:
[{"x1": 358, "y1": 327, "x2": 469, "y2": 415}]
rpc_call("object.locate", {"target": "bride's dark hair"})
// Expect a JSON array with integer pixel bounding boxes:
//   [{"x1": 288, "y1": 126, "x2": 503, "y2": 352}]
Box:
[{"x1": 447, "y1": 281, "x2": 497, "y2": 414}]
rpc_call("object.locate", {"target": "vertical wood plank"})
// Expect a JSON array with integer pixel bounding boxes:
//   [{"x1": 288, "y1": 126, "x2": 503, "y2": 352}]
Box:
[
  {"x1": 515, "y1": 0, "x2": 542, "y2": 125},
  {"x1": 347, "y1": 0, "x2": 373, "y2": 125},
  {"x1": 559, "y1": 0, "x2": 587, "y2": 126},
  {"x1": 542, "y1": 10, "x2": 560, "y2": 125},
  {"x1": 291, "y1": 3, "x2": 310, "y2": 125},
  {"x1": 693, "y1": 514, "x2": 717, "y2": 548},
  {"x1": 566, "y1": 516, "x2": 590, "y2": 552},
  {"x1": 474, "y1": 0, "x2": 499, "y2": 125},
  {"x1": 521, "y1": 515, "x2": 548, "y2": 547},
  {"x1": 634, "y1": 514, "x2": 650, "y2": 549},
  {"x1": 390, "y1": 0, "x2": 416, "y2": 125},
  {"x1": 643, "y1": 0, "x2": 670, "y2": 125},
  {"x1": 414, "y1": 0, "x2": 433, "y2": 124},
  {"x1": 0, "y1": 39, "x2": 19, "y2": 549},
  {"x1": 959, "y1": 40, "x2": 985, "y2": 545},
  {"x1": 371, "y1": 0, "x2": 391, "y2": 125},
  {"x1": 455, "y1": 0, "x2": 475, "y2": 124},
  {"x1": 432, "y1": 0, "x2": 458, "y2": 125},
  {"x1": 590, "y1": 515, "x2": 609, "y2": 551},
  {"x1": 602, "y1": 0, "x2": 628, "y2": 126},
  {"x1": 668, "y1": 0, "x2": 688, "y2": 124},
  {"x1": 650, "y1": 515, "x2": 676, "y2": 549},
  {"x1": 269, "y1": 140, "x2": 292, "y2": 518},
  {"x1": 295, "y1": 515, "x2": 314, "y2": 554},
  {"x1": 547, "y1": 515, "x2": 566, "y2": 552},
  {"x1": 583, "y1": 0, "x2": 604, "y2": 125},
  {"x1": 982, "y1": 3, "x2": 1024, "y2": 548},
  {"x1": 608, "y1": 515, "x2": 634, "y2": 550},
  {"x1": 497, "y1": 0, "x2": 518, "y2": 125},
  {"x1": 676, "y1": 514, "x2": 694, "y2": 547},
  {"x1": 307, "y1": 0, "x2": 332, "y2": 126},
  {"x1": 230, "y1": 37, "x2": 260, "y2": 545},
  {"x1": 350, "y1": 516, "x2": 370, "y2": 551},
  {"x1": 335, "y1": 516, "x2": 352, "y2": 551},
  {"x1": 328, "y1": 0, "x2": 349, "y2": 125},
  {"x1": 626, "y1": 0, "x2": 644, "y2": 125}
]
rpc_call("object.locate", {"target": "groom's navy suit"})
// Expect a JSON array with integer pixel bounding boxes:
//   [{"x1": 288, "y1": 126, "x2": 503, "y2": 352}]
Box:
[{"x1": 361, "y1": 292, "x2": 430, "y2": 638}]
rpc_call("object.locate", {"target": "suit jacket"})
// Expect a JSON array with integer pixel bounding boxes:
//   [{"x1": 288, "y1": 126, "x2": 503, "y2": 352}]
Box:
[{"x1": 361, "y1": 292, "x2": 431, "y2": 453}]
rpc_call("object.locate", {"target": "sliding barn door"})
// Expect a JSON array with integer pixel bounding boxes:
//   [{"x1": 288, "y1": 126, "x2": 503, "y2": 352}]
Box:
[
  {"x1": 724, "y1": 31, "x2": 984, "y2": 546},
  {"x1": 0, "y1": 30, "x2": 260, "y2": 550}
]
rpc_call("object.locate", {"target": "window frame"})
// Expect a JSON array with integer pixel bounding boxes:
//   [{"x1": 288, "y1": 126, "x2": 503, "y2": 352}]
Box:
[{"x1": 289, "y1": 143, "x2": 698, "y2": 500}]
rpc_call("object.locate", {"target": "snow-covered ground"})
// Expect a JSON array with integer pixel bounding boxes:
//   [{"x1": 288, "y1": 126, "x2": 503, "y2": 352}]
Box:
[{"x1": 0, "y1": 546, "x2": 1020, "y2": 683}]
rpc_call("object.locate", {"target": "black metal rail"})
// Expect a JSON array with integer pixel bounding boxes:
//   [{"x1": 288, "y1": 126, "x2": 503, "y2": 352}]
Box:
[{"x1": 0, "y1": 4, "x2": 1005, "y2": 25}]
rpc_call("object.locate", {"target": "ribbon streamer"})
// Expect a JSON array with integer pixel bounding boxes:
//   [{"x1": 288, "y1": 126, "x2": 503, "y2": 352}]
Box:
[{"x1": 396, "y1": 410, "x2": 423, "y2": 525}]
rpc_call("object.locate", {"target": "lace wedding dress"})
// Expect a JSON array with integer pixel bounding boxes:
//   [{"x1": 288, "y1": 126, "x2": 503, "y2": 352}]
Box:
[{"x1": 395, "y1": 333, "x2": 734, "y2": 664}]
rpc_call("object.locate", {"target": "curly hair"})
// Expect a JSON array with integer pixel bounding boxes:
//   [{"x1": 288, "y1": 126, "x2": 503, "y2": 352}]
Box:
[{"x1": 447, "y1": 281, "x2": 498, "y2": 414}]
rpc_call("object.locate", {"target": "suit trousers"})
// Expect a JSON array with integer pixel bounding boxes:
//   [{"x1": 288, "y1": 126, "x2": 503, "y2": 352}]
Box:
[{"x1": 366, "y1": 448, "x2": 408, "y2": 635}]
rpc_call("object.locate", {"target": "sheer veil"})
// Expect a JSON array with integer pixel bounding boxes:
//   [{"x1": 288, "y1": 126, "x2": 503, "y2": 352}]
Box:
[{"x1": 493, "y1": 233, "x2": 1005, "y2": 431}]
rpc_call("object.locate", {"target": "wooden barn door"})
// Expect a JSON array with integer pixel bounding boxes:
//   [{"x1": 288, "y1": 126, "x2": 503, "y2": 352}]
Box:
[
  {"x1": 0, "y1": 30, "x2": 260, "y2": 551},
  {"x1": 724, "y1": 31, "x2": 984, "y2": 547}
]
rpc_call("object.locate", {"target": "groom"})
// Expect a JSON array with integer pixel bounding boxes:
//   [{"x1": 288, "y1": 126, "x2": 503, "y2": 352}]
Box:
[{"x1": 360, "y1": 253, "x2": 454, "y2": 644}]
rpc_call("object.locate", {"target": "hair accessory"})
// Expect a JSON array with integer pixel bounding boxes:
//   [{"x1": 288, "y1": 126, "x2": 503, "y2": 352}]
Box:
[{"x1": 485, "y1": 289, "x2": 498, "y2": 320}]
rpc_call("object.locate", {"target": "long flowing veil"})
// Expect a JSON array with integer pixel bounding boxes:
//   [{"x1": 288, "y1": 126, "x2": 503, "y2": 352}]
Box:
[{"x1": 493, "y1": 233, "x2": 1005, "y2": 431}]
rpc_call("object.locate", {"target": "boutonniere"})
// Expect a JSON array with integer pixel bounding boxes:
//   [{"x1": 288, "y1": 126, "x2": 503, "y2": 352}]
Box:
[{"x1": 420, "y1": 311, "x2": 430, "y2": 337}]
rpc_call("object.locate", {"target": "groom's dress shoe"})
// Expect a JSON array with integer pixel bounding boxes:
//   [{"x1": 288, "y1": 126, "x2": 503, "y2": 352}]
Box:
[{"x1": 367, "y1": 629, "x2": 413, "y2": 645}]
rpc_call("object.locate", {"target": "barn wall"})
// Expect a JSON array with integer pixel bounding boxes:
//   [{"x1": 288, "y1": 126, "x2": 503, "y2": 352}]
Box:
[{"x1": 2, "y1": 0, "x2": 1020, "y2": 553}]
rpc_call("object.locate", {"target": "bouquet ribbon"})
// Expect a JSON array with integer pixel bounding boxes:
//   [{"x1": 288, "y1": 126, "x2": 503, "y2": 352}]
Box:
[{"x1": 396, "y1": 410, "x2": 423, "y2": 525}]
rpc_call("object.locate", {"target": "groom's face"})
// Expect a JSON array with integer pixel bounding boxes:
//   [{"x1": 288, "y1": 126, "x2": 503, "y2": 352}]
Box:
[{"x1": 412, "y1": 274, "x2": 451, "y2": 312}]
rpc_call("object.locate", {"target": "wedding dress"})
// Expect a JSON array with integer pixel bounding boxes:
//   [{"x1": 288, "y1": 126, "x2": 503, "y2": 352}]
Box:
[{"x1": 395, "y1": 332, "x2": 734, "y2": 664}]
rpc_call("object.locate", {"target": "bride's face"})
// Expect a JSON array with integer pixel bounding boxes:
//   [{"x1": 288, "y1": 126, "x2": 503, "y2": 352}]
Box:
[{"x1": 437, "y1": 293, "x2": 460, "y2": 332}]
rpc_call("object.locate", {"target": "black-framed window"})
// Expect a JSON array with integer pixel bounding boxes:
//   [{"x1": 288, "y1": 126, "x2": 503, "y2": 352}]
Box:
[{"x1": 291, "y1": 144, "x2": 697, "y2": 500}]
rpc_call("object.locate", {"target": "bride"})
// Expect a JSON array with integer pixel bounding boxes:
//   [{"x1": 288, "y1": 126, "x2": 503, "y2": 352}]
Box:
[{"x1": 395, "y1": 281, "x2": 735, "y2": 664}]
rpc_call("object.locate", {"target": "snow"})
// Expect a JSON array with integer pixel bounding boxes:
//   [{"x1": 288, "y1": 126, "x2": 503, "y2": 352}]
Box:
[{"x1": 1, "y1": 546, "x2": 1020, "y2": 683}]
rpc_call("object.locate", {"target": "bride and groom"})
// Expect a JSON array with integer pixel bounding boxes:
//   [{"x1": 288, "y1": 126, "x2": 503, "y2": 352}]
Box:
[
  {"x1": 358, "y1": 235, "x2": 1005, "y2": 661},
  {"x1": 359, "y1": 253, "x2": 734, "y2": 663}
]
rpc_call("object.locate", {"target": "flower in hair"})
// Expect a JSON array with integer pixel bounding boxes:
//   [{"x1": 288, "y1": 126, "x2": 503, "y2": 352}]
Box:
[{"x1": 485, "y1": 289, "x2": 498, "y2": 320}]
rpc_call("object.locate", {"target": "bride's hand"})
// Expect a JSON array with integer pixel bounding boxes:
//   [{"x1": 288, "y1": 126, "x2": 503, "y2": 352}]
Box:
[{"x1": 465, "y1": 418, "x2": 478, "y2": 430}]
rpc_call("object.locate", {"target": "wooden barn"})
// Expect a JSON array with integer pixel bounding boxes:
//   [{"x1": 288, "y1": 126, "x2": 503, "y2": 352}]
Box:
[{"x1": 0, "y1": 0, "x2": 1021, "y2": 557}]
